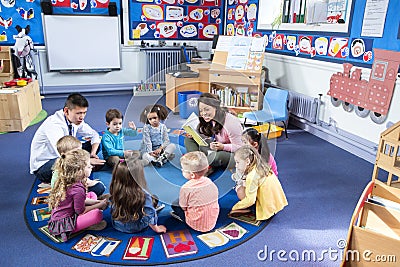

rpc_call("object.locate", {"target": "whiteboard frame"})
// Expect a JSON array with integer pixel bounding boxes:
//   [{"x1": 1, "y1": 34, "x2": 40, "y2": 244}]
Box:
[{"x1": 42, "y1": 14, "x2": 121, "y2": 72}]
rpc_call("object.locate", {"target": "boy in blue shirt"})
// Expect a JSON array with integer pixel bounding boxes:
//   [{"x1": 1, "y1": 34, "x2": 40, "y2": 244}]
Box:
[{"x1": 101, "y1": 109, "x2": 139, "y2": 168}]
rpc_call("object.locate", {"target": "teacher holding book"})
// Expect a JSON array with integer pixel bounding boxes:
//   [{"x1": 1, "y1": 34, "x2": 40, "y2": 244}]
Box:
[{"x1": 184, "y1": 93, "x2": 243, "y2": 175}]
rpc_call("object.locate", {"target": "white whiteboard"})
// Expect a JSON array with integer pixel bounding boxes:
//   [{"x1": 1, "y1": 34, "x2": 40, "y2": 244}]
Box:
[{"x1": 43, "y1": 15, "x2": 121, "y2": 71}]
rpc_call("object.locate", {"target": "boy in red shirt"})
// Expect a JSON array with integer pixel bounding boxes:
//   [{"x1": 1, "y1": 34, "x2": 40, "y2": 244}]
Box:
[{"x1": 171, "y1": 151, "x2": 220, "y2": 232}]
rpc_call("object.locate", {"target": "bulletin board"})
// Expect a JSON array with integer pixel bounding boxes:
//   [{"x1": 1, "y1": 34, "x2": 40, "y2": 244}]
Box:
[
  {"x1": 0, "y1": 0, "x2": 120, "y2": 46},
  {"x1": 225, "y1": 0, "x2": 400, "y2": 68},
  {"x1": 129, "y1": 0, "x2": 224, "y2": 41}
]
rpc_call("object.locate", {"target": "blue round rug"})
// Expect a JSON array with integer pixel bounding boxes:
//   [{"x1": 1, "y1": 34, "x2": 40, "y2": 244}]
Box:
[{"x1": 24, "y1": 135, "x2": 271, "y2": 265}]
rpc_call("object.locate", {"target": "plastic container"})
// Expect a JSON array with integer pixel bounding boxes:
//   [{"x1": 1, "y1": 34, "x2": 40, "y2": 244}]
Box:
[{"x1": 177, "y1": 91, "x2": 202, "y2": 119}]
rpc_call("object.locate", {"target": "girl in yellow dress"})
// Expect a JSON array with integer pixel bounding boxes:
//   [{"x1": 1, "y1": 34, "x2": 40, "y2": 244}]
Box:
[{"x1": 230, "y1": 145, "x2": 288, "y2": 220}]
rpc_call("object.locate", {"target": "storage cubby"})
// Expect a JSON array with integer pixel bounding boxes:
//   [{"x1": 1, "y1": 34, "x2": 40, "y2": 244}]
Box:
[{"x1": 0, "y1": 46, "x2": 14, "y2": 84}]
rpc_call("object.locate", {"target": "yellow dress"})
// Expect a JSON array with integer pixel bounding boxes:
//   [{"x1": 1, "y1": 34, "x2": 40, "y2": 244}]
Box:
[{"x1": 231, "y1": 168, "x2": 288, "y2": 220}]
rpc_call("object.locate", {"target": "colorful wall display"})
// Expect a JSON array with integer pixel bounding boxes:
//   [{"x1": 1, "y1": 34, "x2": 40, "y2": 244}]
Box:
[
  {"x1": 225, "y1": 0, "x2": 400, "y2": 68},
  {"x1": 129, "y1": 0, "x2": 223, "y2": 40},
  {"x1": 0, "y1": 0, "x2": 118, "y2": 46}
]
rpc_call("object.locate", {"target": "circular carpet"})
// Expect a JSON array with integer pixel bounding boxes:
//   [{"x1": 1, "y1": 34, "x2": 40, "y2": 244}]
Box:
[
  {"x1": 0, "y1": 109, "x2": 47, "y2": 134},
  {"x1": 24, "y1": 137, "x2": 272, "y2": 265}
]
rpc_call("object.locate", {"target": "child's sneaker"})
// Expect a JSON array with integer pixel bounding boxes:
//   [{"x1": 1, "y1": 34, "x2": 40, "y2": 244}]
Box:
[
  {"x1": 151, "y1": 159, "x2": 162, "y2": 168},
  {"x1": 87, "y1": 220, "x2": 107, "y2": 231},
  {"x1": 155, "y1": 204, "x2": 165, "y2": 213},
  {"x1": 170, "y1": 211, "x2": 183, "y2": 222}
]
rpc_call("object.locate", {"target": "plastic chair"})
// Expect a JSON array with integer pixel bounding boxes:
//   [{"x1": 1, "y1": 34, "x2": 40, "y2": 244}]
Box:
[{"x1": 243, "y1": 87, "x2": 289, "y2": 139}]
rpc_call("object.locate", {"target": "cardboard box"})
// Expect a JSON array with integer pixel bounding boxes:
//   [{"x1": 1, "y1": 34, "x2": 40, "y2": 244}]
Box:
[{"x1": 0, "y1": 80, "x2": 42, "y2": 132}]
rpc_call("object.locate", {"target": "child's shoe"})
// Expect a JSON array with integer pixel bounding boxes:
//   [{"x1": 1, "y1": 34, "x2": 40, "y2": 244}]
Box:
[
  {"x1": 170, "y1": 211, "x2": 183, "y2": 222},
  {"x1": 87, "y1": 220, "x2": 107, "y2": 231},
  {"x1": 151, "y1": 159, "x2": 162, "y2": 168},
  {"x1": 155, "y1": 204, "x2": 165, "y2": 212}
]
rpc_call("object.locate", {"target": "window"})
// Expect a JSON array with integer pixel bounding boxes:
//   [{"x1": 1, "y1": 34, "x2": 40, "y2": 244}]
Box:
[{"x1": 257, "y1": 0, "x2": 353, "y2": 33}]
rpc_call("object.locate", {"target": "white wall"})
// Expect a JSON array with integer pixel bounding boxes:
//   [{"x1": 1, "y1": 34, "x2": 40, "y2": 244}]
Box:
[
  {"x1": 35, "y1": 46, "x2": 146, "y2": 94},
  {"x1": 264, "y1": 53, "x2": 400, "y2": 145}
]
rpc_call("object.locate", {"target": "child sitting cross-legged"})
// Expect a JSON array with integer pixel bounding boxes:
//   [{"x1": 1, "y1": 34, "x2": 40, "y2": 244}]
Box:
[
  {"x1": 48, "y1": 149, "x2": 108, "y2": 242},
  {"x1": 171, "y1": 151, "x2": 219, "y2": 232},
  {"x1": 52, "y1": 135, "x2": 106, "y2": 197},
  {"x1": 109, "y1": 156, "x2": 167, "y2": 234},
  {"x1": 229, "y1": 145, "x2": 288, "y2": 220},
  {"x1": 101, "y1": 108, "x2": 139, "y2": 168}
]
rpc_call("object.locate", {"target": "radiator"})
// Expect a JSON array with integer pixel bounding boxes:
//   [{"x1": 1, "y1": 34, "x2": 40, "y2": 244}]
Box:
[
  {"x1": 288, "y1": 91, "x2": 319, "y2": 123},
  {"x1": 144, "y1": 49, "x2": 197, "y2": 84}
]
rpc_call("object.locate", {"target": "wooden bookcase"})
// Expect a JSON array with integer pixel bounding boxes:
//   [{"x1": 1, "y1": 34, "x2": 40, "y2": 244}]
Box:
[
  {"x1": 208, "y1": 36, "x2": 266, "y2": 113},
  {"x1": 0, "y1": 46, "x2": 14, "y2": 84}
]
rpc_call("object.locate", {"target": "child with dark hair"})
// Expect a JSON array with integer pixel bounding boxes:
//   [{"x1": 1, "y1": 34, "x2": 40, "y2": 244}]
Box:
[
  {"x1": 101, "y1": 108, "x2": 139, "y2": 168},
  {"x1": 110, "y1": 158, "x2": 166, "y2": 233},
  {"x1": 139, "y1": 104, "x2": 176, "y2": 167},
  {"x1": 241, "y1": 128, "x2": 278, "y2": 177}
]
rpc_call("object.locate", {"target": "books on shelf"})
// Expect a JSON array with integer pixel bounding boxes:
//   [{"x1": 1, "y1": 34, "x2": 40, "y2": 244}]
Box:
[
  {"x1": 211, "y1": 86, "x2": 253, "y2": 108},
  {"x1": 160, "y1": 229, "x2": 198, "y2": 258}
]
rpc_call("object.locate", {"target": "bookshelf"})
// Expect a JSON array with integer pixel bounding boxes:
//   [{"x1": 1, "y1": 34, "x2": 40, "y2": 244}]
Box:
[{"x1": 208, "y1": 36, "x2": 266, "y2": 113}]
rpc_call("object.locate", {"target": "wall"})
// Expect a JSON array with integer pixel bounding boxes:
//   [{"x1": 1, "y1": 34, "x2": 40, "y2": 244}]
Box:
[{"x1": 264, "y1": 52, "x2": 400, "y2": 150}]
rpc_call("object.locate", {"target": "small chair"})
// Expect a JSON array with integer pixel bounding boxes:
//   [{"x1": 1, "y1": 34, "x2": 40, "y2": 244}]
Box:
[{"x1": 243, "y1": 87, "x2": 289, "y2": 139}]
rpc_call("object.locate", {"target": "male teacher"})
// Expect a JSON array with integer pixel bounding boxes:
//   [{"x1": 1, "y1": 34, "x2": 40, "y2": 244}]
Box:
[{"x1": 30, "y1": 93, "x2": 105, "y2": 183}]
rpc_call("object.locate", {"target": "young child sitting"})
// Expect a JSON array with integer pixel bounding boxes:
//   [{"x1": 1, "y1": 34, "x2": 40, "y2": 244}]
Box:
[
  {"x1": 171, "y1": 151, "x2": 219, "y2": 232},
  {"x1": 109, "y1": 157, "x2": 166, "y2": 234},
  {"x1": 139, "y1": 104, "x2": 176, "y2": 167},
  {"x1": 242, "y1": 128, "x2": 278, "y2": 177},
  {"x1": 48, "y1": 149, "x2": 108, "y2": 242},
  {"x1": 230, "y1": 145, "x2": 287, "y2": 221},
  {"x1": 101, "y1": 109, "x2": 139, "y2": 168},
  {"x1": 52, "y1": 135, "x2": 106, "y2": 197}
]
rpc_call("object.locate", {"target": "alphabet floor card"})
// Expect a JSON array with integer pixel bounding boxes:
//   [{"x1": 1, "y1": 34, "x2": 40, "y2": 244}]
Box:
[
  {"x1": 160, "y1": 229, "x2": 198, "y2": 258},
  {"x1": 123, "y1": 237, "x2": 154, "y2": 260},
  {"x1": 197, "y1": 231, "x2": 229, "y2": 248},
  {"x1": 228, "y1": 211, "x2": 261, "y2": 226},
  {"x1": 90, "y1": 237, "x2": 121, "y2": 257},
  {"x1": 31, "y1": 196, "x2": 49, "y2": 205},
  {"x1": 72, "y1": 234, "x2": 121, "y2": 256},
  {"x1": 218, "y1": 222, "x2": 248, "y2": 240},
  {"x1": 32, "y1": 207, "x2": 51, "y2": 221},
  {"x1": 73, "y1": 234, "x2": 103, "y2": 253}
]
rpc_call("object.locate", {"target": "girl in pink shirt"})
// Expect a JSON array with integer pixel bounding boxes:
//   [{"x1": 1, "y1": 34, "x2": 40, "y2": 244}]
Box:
[{"x1": 171, "y1": 151, "x2": 219, "y2": 232}]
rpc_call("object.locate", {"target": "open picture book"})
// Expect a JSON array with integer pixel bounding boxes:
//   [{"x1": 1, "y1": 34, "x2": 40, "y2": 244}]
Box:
[{"x1": 182, "y1": 112, "x2": 208, "y2": 147}]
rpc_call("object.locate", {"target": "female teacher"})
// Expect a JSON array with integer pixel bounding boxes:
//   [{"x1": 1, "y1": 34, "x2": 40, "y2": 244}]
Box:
[{"x1": 184, "y1": 93, "x2": 243, "y2": 173}]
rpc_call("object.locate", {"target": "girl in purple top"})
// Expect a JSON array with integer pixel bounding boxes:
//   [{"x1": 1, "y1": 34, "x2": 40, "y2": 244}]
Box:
[
  {"x1": 48, "y1": 149, "x2": 108, "y2": 242},
  {"x1": 184, "y1": 93, "x2": 243, "y2": 173}
]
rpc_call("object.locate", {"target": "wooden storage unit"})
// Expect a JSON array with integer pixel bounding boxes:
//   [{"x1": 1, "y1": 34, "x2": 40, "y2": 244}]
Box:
[
  {"x1": 208, "y1": 36, "x2": 266, "y2": 113},
  {"x1": 0, "y1": 46, "x2": 14, "y2": 84},
  {"x1": 165, "y1": 68, "x2": 209, "y2": 113},
  {"x1": 0, "y1": 80, "x2": 42, "y2": 132},
  {"x1": 342, "y1": 122, "x2": 400, "y2": 266}
]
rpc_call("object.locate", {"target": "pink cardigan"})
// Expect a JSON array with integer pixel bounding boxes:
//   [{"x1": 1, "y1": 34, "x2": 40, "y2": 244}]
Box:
[{"x1": 214, "y1": 113, "x2": 243, "y2": 152}]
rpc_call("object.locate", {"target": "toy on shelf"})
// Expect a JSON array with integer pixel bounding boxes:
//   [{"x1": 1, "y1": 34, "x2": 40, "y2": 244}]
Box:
[{"x1": 328, "y1": 48, "x2": 400, "y2": 124}]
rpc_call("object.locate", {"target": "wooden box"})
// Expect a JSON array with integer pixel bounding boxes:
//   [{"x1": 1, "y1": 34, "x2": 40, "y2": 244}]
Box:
[
  {"x1": 342, "y1": 180, "x2": 400, "y2": 266},
  {"x1": 0, "y1": 80, "x2": 42, "y2": 132}
]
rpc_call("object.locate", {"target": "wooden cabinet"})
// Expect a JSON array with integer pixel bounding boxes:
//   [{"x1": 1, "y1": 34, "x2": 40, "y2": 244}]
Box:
[
  {"x1": 209, "y1": 68, "x2": 264, "y2": 113},
  {"x1": 0, "y1": 46, "x2": 14, "y2": 84},
  {"x1": 165, "y1": 62, "x2": 210, "y2": 113}
]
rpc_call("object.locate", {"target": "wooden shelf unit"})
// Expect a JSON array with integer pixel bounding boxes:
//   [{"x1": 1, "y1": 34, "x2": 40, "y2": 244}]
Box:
[
  {"x1": 0, "y1": 46, "x2": 14, "y2": 84},
  {"x1": 209, "y1": 68, "x2": 264, "y2": 112}
]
